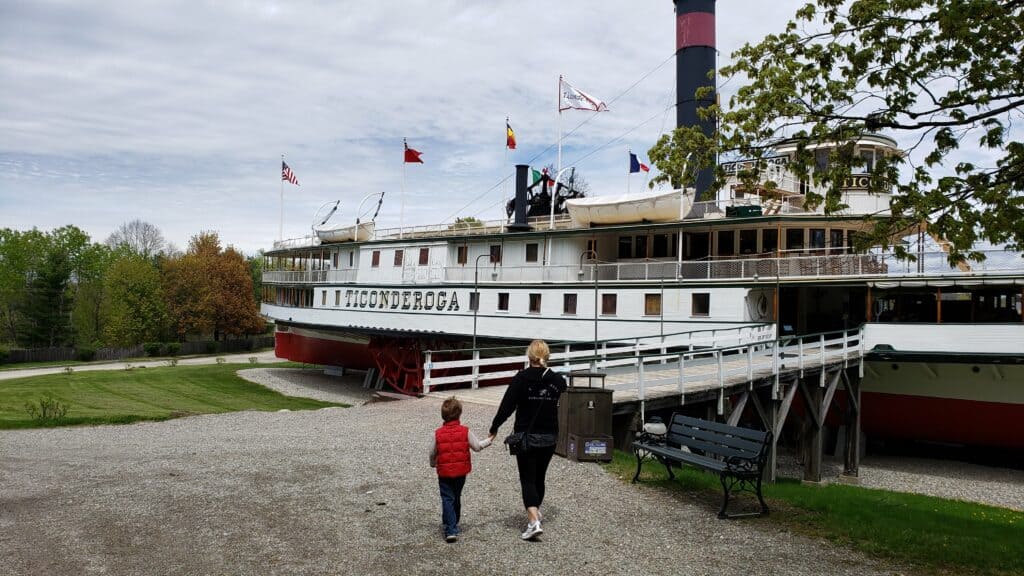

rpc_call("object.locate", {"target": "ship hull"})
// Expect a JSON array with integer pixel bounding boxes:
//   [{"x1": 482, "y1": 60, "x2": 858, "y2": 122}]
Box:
[{"x1": 862, "y1": 358, "x2": 1024, "y2": 449}]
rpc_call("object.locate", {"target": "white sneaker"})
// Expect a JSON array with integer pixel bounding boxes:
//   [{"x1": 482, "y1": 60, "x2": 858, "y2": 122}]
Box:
[{"x1": 521, "y1": 520, "x2": 543, "y2": 540}]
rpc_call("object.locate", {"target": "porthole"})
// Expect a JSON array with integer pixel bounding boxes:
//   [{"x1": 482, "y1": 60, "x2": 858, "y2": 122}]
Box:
[{"x1": 890, "y1": 364, "x2": 899, "y2": 371}]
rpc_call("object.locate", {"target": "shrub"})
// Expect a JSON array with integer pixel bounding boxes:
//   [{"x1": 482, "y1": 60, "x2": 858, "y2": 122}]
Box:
[
  {"x1": 203, "y1": 341, "x2": 218, "y2": 354},
  {"x1": 144, "y1": 342, "x2": 162, "y2": 357},
  {"x1": 166, "y1": 358, "x2": 178, "y2": 367},
  {"x1": 249, "y1": 356, "x2": 258, "y2": 364},
  {"x1": 25, "y1": 395, "x2": 69, "y2": 422},
  {"x1": 216, "y1": 357, "x2": 226, "y2": 364},
  {"x1": 76, "y1": 346, "x2": 96, "y2": 362},
  {"x1": 63, "y1": 366, "x2": 74, "y2": 375},
  {"x1": 165, "y1": 342, "x2": 181, "y2": 356}
]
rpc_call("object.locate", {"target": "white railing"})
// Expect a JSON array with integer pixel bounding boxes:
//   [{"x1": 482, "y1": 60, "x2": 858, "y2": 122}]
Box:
[
  {"x1": 421, "y1": 324, "x2": 777, "y2": 393},
  {"x1": 439, "y1": 249, "x2": 1024, "y2": 285},
  {"x1": 264, "y1": 249, "x2": 1022, "y2": 286},
  {"x1": 421, "y1": 325, "x2": 863, "y2": 398},
  {"x1": 262, "y1": 269, "x2": 358, "y2": 283}
]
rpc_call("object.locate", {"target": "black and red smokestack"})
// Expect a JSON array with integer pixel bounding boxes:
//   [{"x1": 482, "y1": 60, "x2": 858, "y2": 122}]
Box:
[{"x1": 674, "y1": 0, "x2": 716, "y2": 199}]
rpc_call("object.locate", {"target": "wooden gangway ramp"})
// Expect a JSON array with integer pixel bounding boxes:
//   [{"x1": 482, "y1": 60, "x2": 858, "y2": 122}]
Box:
[{"x1": 424, "y1": 325, "x2": 866, "y2": 484}]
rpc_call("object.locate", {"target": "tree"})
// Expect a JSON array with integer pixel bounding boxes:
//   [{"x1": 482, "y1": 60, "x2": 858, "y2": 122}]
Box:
[
  {"x1": 653, "y1": 0, "x2": 1024, "y2": 262},
  {"x1": 104, "y1": 254, "x2": 168, "y2": 346},
  {"x1": 18, "y1": 249, "x2": 74, "y2": 347},
  {"x1": 162, "y1": 232, "x2": 264, "y2": 341},
  {"x1": 0, "y1": 228, "x2": 48, "y2": 344},
  {"x1": 106, "y1": 219, "x2": 165, "y2": 259}
]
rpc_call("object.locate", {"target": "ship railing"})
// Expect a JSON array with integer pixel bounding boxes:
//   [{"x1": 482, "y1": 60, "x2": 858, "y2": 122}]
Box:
[
  {"x1": 373, "y1": 213, "x2": 577, "y2": 240},
  {"x1": 437, "y1": 248, "x2": 1023, "y2": 285},
  {"x1": 272, "y1": 235, "x2": 320, "y2": 250},
  {"x1": 262, "y1": 269, "x2": 358, "y2": 283},
  {"x1": 422, "y1": 323, "x2": 777, "y2": 393},
  {"x1": 423, "y1": 325, "x2": 864, "y2": 400}
]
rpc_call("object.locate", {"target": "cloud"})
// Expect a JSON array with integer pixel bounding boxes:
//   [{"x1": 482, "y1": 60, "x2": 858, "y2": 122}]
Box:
[{"x1": 0, "y1": 0, "x2": 876, "y2": 254}]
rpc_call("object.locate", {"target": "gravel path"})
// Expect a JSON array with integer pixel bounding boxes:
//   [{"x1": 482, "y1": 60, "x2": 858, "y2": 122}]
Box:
[{"x1": 1, "y1": 370, "x2": 903, "y2": 576}]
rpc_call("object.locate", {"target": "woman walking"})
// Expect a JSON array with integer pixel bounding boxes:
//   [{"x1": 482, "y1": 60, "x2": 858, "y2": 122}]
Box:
[{"x1": 487, "y1": 340, "x2": 566, "y2": 540}]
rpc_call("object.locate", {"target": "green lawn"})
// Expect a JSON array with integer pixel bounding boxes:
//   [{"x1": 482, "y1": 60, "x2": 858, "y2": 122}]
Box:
[
  {"x1": 0, "y1": 348, "x2": 276, "y2": 372},
  {"x1": 607, "y1": 450, "x2": 1024, "y2": 576},
  {"x1": 0, "y1": 363, "x2": 341, "y2": 429}
]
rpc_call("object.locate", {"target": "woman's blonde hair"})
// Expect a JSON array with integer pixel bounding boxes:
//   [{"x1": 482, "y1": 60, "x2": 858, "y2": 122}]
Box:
[{"x1": 526, "y1": 339, "x2": 550, "y2": 367}]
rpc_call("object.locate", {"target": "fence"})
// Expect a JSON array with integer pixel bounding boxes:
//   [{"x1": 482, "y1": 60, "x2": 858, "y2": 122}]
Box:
[{"x1": 0, "y1": 336, "x2": 275, "y2": 365}]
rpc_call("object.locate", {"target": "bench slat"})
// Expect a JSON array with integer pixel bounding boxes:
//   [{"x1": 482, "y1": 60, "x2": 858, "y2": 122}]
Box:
[
  {"x1": 639, "y1": 444, "x2": 728, "y2": 472},
  {"x1": 668, "y1": 424, "x2": 766, "y2": 454},
  {"x1": 672, "y1": 414, "x2": 768, "y2": 443},
  {"x1": 667, "y1": 435, "x2": 758, "y2": 462}
]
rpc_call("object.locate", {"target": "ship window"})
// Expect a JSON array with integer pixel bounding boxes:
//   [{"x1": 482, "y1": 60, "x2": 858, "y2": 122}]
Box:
[
  {"x1": 526, "y1": 243, "x2": 539, "y2": 263},
  {"x1": 739, "y1": 229, "x2": 757, "y2": 254},
  {"x1": 601, "y1": 294, "x2": 617, "y2": 315},
  {"x1": 497, "y1": 292, "x2": 509, "y2": 311},
  {"x1": 335, "y1": 290, "x2": 340, "y2": 306},
  {"x1": 809, "y1": 229, "x2": 826, "y2": 250},
  {"x1": 765, "y1": 227, "x2": 778, "y2": 252},
  {"x1": 469, "y1": 291, "x2": 479, "y2": 312},
  {"x1": 419, "y1": 247, "x2": 429, "y2": 266},
  {"x1": 349, "y1": 251, "x2": 354, "y2": 267},
  {"x1": 717, "y1": 230, "x2": 735, "y2": 256},
  {"x1": 829, "y1": 230, "x2": 845, "y2": 253},
  {"x1": 322, "y1": 290, "x2": 327, "y2": 306},
  {"x1": 692, "y1": 293, "x2": 710, "y2": 316},
  {"x1": 645, "y1": 294, "x2": 662, "y2": 316},
  {"x1": 859, "y1": 148, "x2": 875, "y2": 173},
  {"x1": 394, "y1": 250, "x2": 404, "y2": 266},
  {"x1": 490, "y1": 244, "x2": 502, "y2": 264},
  {"x1": 457, "y1": 245, "x2": 467, "y2": 264},
  {"x1": 618, "y1": 236, "x2": 633, "y2": 259},
  {"x1": 586, "y1": 239, "x2": 598, "y2": 258},
  {"x1": 814, "y1": 149, "x2": 830, "y2": 171},
  {"x1": 634, "y1": 235, "x2": 648, "y2": 258},
  {"x1": 332, "y1": 251, "x2": 339, "y2": 268},
  {"x1": 785, "y1": 228, "x2": 804, "y2": 250},
  {"x1": 372, "y1": 250, "x2": 380, "y2": 267},
  {"x1": 563, "y1": 293, "x2": 577, "y2": 315},
  {"x1": 529, "y1": 293, "x2": 542, "y2": 314}
]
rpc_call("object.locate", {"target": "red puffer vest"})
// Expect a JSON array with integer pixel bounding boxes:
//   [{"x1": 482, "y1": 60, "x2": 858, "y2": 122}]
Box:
[{"x1": 435, "y1": 420, "x2": 472, "y2": 478}]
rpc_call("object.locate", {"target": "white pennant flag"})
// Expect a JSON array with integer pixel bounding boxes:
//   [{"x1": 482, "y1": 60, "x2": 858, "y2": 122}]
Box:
[{"x1": 558, "y1": 77, "x2": 609, "y2": 112}]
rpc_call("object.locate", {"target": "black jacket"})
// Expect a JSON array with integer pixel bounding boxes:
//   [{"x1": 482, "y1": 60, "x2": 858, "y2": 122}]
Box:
[{"x1": 489, "y1": 366, "x2": 567, "y2": 436}]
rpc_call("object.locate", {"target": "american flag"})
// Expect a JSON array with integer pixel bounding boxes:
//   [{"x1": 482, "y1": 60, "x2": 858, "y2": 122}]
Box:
[{"x1": 281, "y1": 161, "x2": 299, "y2": 186}]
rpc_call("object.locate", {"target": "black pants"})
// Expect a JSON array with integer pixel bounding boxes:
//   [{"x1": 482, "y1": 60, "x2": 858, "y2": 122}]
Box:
[{"x1": 515, "y1": 445, "x2": 555, "y2": 509}]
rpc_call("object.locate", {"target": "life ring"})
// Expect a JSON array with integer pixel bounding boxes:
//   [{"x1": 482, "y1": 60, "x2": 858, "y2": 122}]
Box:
[{"x1": 756, "y1": 293, "x2": 769, "y2": 319}]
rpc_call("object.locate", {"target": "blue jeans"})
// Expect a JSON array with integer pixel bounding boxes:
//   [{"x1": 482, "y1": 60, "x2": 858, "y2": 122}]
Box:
[{"x1": 438, "y1": 476, "x2": 466, "y2": 536}]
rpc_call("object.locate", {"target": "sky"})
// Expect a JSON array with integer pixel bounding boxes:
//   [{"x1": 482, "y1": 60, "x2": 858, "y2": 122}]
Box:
[{"x1": 2, "y1": 0, "x2": 818, "y2": 255}]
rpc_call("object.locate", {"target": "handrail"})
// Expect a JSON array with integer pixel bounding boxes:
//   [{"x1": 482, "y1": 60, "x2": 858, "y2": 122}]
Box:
[{"x1": 421, "y1": 326, "x2": 862, "y2": 394}]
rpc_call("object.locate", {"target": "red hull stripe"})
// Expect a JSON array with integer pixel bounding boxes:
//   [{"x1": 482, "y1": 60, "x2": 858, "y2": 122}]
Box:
[
  {"x1": 862, "y1": 392, "x2": 1024, "y2": 449},
  {"x1": 274, "y1": 331, "x2": 375, "y2": 370},
  {"x1": 676, "y1": 12, "x2": 715, "y2": 50}
]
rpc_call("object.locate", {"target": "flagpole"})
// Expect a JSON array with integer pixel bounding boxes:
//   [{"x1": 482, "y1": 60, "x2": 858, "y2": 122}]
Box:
[
  {"x1": 503, "y1": 116, "x2": 509, "y2": 215},
  {"x1": 627, "y1": 148, "x2": 631, "y2": 195},
  {"x1": 556, "y1": 75, "x2": 562, "y2": 180},
  {"x1": 279, "y1": 154, "x2": 284, "y2": 242},
  {"x1": 401, "y1": 140, "x2": 406, "y2": 240}
]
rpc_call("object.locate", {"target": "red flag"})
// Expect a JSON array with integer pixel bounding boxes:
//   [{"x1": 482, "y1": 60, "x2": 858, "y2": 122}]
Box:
[
  {"x1": 404, "y1": 141, "x2": 424, "y2": 163},
  {"x1": 281, "y1": 161, "x2": 299, "y2": 185}
]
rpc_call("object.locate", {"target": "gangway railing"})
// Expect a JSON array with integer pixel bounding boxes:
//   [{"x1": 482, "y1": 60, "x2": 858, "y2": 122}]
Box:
[
  {"x1": 422, "y1": 324, "x2": 777, "y2": 393},
  {"x1": 421, "y1": 325, "x2": 863, "y2": 403}
]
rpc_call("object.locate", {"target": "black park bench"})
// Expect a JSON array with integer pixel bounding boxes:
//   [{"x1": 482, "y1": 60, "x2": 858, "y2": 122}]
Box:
[{"x1": 632, "y1": 414, "x2": 772, "y2": 519}]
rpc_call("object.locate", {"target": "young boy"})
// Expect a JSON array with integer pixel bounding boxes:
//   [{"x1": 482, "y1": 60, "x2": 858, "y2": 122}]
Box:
[{"x1": 429, "y1": 396, "x2": 491, "y2": 542}]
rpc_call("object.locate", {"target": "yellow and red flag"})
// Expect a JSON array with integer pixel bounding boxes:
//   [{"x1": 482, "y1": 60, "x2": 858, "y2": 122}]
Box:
[{"x1": 506, "y1": 119, "x2": 516, "y2": 150}]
